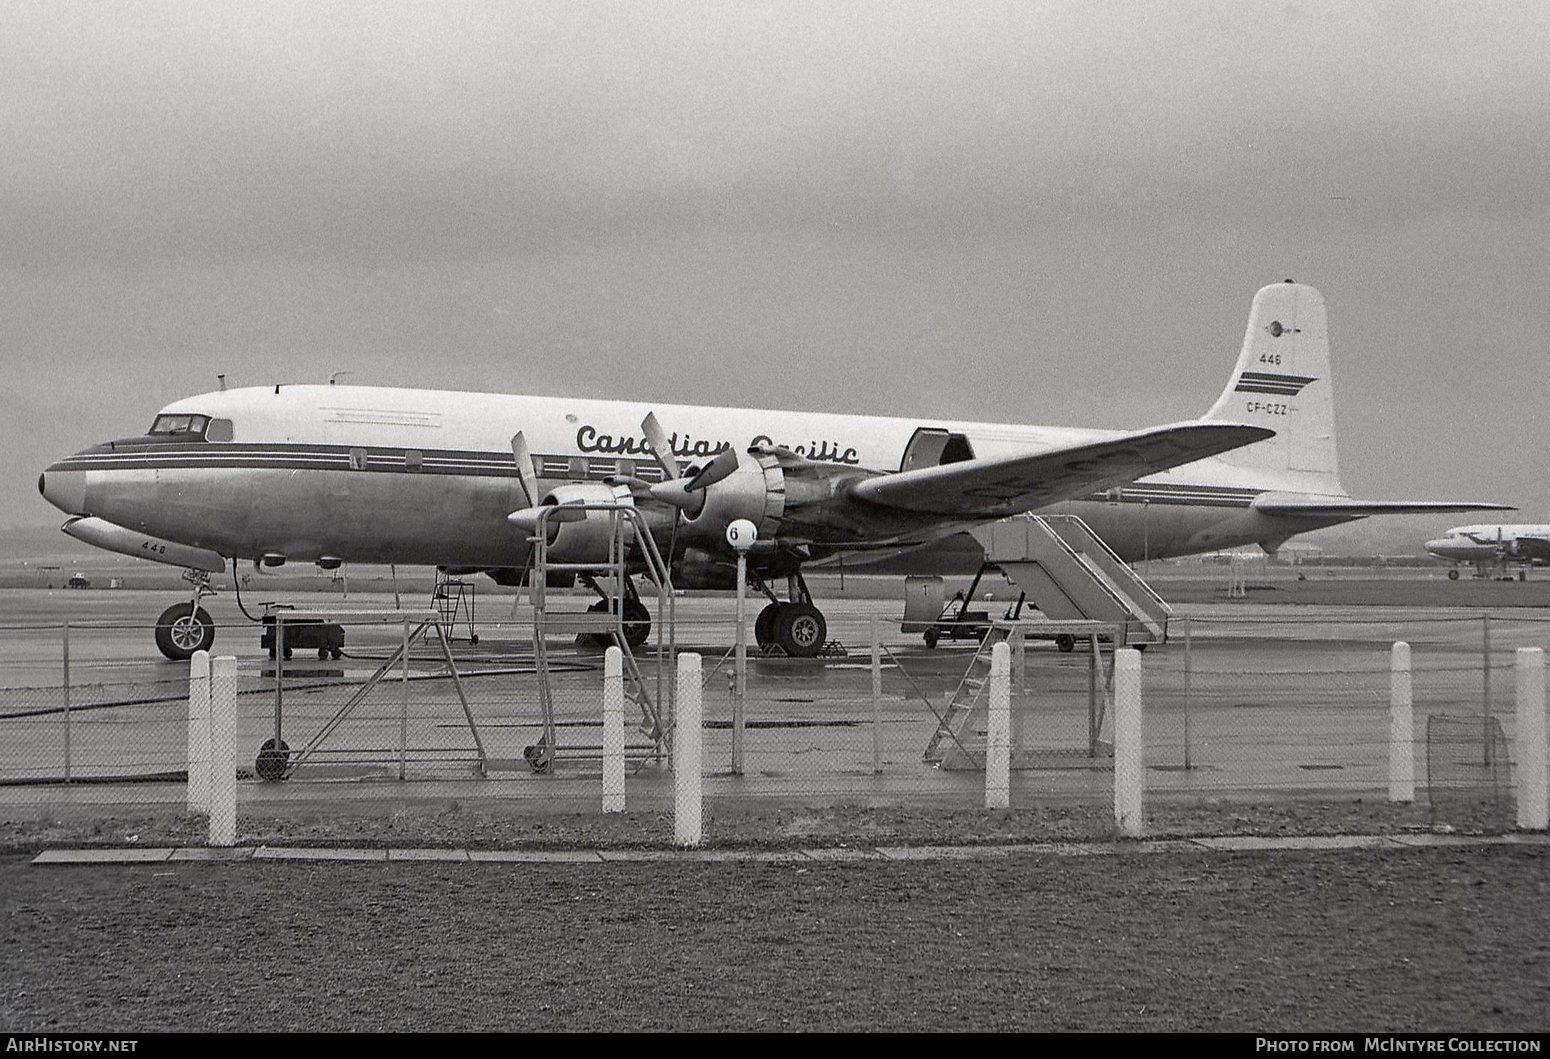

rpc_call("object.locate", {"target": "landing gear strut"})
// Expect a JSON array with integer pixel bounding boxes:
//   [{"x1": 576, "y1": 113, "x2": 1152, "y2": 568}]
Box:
[
  {"x1": 751, "y1": 573, "x2": 828, "y2": 658},
  {"x1": 154, "y1": 571, "x2": 217, "y2": 661}
]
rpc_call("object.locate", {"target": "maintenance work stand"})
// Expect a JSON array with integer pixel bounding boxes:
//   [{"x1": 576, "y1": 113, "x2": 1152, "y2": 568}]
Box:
[{"x1": 258, "y1": 608, "x2": 487, "y2": 781}]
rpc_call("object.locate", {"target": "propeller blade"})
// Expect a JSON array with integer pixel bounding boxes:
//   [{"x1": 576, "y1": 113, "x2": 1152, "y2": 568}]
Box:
[
  {"x1": 683, "y1": 446, "x2": 740, "y2": 492},
  {"x1": 603, "y1": 475, "x2": 655, "y2": 501},
  {"x1": 507, "y1": 503, "x2": 586, "y2": 532},
  {"x1": 510, "y1": 432, "x2": 540, "y2": 508},
  {"x1": 640, "y1": 412, "x2": 680, "y2": 481}
]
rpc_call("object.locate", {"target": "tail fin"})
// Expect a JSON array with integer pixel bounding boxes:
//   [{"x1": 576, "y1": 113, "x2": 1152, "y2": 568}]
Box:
[{"x1": 1202, "y1": 281, "x2": 1345, "y2": 495}]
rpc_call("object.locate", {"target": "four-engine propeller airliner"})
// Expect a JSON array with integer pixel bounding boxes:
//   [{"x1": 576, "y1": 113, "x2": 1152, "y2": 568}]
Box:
[
  {"x1": 1425, "y1": 524, "x2": 1549, "y2": 580},
  {"x1": 38, "y1": 281, "x2": 1508, "y2": 659}
]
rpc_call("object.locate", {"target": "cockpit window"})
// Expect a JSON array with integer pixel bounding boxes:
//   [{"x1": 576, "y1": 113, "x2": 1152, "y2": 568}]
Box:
[{"x1": 149, "y1": 414, "x2": 211, "y2": 437}]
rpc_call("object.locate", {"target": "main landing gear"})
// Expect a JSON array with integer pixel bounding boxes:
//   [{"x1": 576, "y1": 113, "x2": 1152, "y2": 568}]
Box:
[
  {"x1": 752, "y1": 573, "x2": 829, "y2": 658},
  {"x1": 580, "y1": 575, "x2": 651, "y2": 649},
  {"x1": 154, "y1": 571, "x2": 218, "y2": 661}
]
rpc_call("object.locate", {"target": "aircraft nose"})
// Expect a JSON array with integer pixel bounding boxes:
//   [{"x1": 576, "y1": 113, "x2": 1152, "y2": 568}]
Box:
[{"x1": 39, "y1": 467, "x2": 88, "y2": 516}]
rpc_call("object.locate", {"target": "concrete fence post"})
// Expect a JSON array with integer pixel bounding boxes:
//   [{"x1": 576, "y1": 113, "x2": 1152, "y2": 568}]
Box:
[
  {"x1": 208, "y1": 655, "x2": 238, "y2": 847},
  {"x1": 1009, "y1": 627, "x2": 1027, "y2": 752},
  {"x1": 1113, "y1": 648, "x2": 1144, "y2": 838},
  {"x1": 985, "y1": 642, "x2": 1010, "y2": 809},
  {"x1": 602, "y1": 646, "x2": 625, "y2": 813},
  {"x1": 1516, "y1": 648, "x2": 1547, "y2": 831},
  {"x1": 187, "y1": 650, "x2": 212, "y2": 813},
  {"x1": 674, "y1": 652, "x2": 703, "y2": 847},
  {"x1": 1389, "y1": 641, "x2": 1414, "y2": 804}
]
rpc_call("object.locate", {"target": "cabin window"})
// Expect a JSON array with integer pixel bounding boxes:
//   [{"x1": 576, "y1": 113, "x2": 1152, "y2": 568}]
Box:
[
  {"x1": 206, "y1": 418, "x2": 234, "y2": 443},
  {"x1": 405, "y1": 449, "x2": 423, "y2": 473},
  {"x1": 348, "y1": 447, "x2": 368, "y2": 471},
  {"x1": 568, "y1": 457, "x2": 587, "y2": 479},
  {"x1": 148, "y1": 413, "x2": 212, "y2": 437}
]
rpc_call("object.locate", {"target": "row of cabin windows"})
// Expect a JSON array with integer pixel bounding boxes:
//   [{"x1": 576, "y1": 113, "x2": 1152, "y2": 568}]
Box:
[
  {"x1": 147, "y1": 416, "x2": 666, "y2": 481},
  {"x1": 151, "y1": 419, "x2": 972, "y2": 477},
  {"x1": 345, "y1": 449, "x2": 667, "y2": 481}
]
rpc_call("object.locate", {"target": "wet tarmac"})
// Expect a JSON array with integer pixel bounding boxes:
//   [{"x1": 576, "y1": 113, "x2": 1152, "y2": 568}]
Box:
[{"x1": 0, "y1": 586, "x2": 1547, "y2": 815}]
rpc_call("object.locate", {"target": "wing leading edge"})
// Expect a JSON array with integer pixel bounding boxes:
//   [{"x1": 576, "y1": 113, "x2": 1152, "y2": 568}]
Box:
[{"x1": 849, "y1": 421, "x2": 1274, "y2": 518}]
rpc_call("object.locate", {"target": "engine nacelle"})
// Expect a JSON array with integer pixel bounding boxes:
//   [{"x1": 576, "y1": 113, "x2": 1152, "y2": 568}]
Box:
[
  {"x1": 676, "y1": 447, "x2": 874, "y2": 553},
  {"x1": 530, "y1": 482, "x2": 637, "y2": 563},
  {"x1": 682, "y1": 449, "x2": 787, "y2": 543}
]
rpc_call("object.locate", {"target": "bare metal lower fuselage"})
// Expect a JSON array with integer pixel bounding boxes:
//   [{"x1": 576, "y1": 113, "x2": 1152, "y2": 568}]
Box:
[{"x1": 50, "y1": 459, "x2": 1334, "y2": 575}]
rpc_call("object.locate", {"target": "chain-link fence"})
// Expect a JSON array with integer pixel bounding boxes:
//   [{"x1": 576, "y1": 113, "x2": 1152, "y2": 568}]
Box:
[{"x1": 2, "y1": 610, "x2": 1547, "y2": 838}]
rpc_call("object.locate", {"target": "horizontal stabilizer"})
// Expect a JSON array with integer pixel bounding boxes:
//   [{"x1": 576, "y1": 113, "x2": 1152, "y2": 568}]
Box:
[
  {"x1": 851, "y1": 421, "x2": 1273, "y2": 517},
  {"x1": 1250, "y1": 493, "x2": 1515, "y2": 518}
]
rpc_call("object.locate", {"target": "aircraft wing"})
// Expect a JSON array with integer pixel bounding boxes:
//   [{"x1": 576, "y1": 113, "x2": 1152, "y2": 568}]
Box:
[
  {"x1": 1250, "y1": 494, "x2": 1515, "y2": 517},
  {"x1": 848, "y1": 421, "x2": 1273, "y2": 518}
]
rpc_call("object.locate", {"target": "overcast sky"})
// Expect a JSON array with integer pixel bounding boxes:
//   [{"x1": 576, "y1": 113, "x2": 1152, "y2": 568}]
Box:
[{"x1": 3, "y1": 1, "x2": 1546, "y2": 550}]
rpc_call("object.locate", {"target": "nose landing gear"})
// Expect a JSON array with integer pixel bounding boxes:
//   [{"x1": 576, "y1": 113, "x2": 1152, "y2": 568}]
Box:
[{"x1": 154, "y1": 571, "x2": 218, "y2": 661}]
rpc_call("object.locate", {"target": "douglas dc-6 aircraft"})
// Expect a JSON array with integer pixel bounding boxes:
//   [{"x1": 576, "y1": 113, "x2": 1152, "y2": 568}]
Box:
[
  {"x1": 38, "y1": 281, "x2": 1507, "y2": 659},
  {"x1": 1425, "y1": 525, "x2": 1550, "y2": 580}
]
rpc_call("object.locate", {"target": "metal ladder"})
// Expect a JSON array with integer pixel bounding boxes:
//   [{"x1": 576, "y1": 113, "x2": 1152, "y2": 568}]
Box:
[
  {"x1": 922, "y1": 623, "x2": 1013, "y2": 765},
  {"x1": 524, "y1": 503, "x2": 675, "y2": 772},
  {"x1": 431, "y1": 570, "x2": 478, "y2": 643}
]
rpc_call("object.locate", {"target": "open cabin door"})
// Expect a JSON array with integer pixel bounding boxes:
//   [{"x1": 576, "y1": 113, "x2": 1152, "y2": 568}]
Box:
[{"x1": 900, "y1": 427, "x2": 976, "y2": 472}]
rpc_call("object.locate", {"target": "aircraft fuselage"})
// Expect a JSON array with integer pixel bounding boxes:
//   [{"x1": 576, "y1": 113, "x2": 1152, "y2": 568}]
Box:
[{"x1": 39, "y1": 384, "x2": 1325, "y2": 574}]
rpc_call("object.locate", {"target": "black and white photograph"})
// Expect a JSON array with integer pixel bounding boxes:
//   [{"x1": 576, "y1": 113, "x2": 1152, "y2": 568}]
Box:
[{"x1": 2, "y1": 0, "x2": 1547, "y2": 1036}]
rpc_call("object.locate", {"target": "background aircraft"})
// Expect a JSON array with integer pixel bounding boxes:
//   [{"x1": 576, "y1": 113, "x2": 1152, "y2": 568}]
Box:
[
  {"x1": 1425, "y1": 525, "x2": 1550, "y2": 579},
  {"x1": 39, "y1": 282, "x2": 1507, "y2": 659}
]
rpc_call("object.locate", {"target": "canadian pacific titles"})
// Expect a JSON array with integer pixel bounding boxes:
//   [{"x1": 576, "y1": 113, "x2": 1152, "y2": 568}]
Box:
[{"x1": 576, "y1": 425, "x2": 860, "y2": 465}]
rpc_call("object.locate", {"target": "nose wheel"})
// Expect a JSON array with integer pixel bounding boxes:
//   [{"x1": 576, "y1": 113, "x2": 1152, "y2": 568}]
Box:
[{"x1": 155, "y1": 601, "x2": 217, "y2": 661}]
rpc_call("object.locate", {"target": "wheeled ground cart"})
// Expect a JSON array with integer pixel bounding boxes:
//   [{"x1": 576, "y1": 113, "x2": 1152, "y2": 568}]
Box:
[{"x1": 261, "y1": 610, "x2": 345, "y2": 660}]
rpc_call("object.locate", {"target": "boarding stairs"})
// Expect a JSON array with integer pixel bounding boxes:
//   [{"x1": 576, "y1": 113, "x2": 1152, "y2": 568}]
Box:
[
  {"x1": 970, "y1": 515, "x2": 1171, "y2": 647},
  {"x1": 521, "y1": 504, "x2": 675, "y2": 773}
]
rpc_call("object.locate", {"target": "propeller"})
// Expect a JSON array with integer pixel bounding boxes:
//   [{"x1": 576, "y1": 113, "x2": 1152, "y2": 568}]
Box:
[
  {"x1": 648, "y1": 446, "x2": 740, "y2": 515},
  {"x1": 507, "y1": 430, "x2": 586, "y2": 533},
  {"x1": 507, "y1": 503, "x2": 587, "y2": 533},
  {"x1": 634, "y1": 410, "x2": 745, "y2": 568},
  {"x1": 510, "y1": 432, "x2": 539, "y2": 507},
  {"x1": 640, "y1": 412, "x2": 681, "y2": 482}
]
